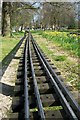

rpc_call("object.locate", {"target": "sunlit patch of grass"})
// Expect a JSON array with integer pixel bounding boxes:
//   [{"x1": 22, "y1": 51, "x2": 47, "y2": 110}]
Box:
[
  {"x1": 30, "y1": 108, "x2": 38, "y2": 112},
  {"x1": 12, "y1": 31, "x2": 24, "y2": 38},
  {"x1": 30, "y1": 106, "x2": 62, "y2": 112},
  {"x1": 43, "y1": 106, "x2": 62, "y2": 111},
  {"x1": 0, "y1": 34, "x2": 21, "y2": 61}
]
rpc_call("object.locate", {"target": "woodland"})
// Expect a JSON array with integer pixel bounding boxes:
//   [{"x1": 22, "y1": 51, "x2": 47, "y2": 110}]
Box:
[{"x1": 0, "y1": 2, "x2": 79, "y2": 36}]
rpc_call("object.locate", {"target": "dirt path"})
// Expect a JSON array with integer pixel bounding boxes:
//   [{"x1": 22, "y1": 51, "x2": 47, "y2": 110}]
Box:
[
  {"x1": 0, "y1": 40, "x2": 25, "y2": 119},
  {"x1": 33, "y1": 34, "x2": 80, "y2": 104}
]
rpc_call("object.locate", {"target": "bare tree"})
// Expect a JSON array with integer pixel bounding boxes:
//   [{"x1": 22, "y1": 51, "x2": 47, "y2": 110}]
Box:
[
  {"x1": 38, "y1": 2, "x2": 76, "y2": 30},
  {"x1": 1, "y1": 2, "x2": 37, "y2": 36}
]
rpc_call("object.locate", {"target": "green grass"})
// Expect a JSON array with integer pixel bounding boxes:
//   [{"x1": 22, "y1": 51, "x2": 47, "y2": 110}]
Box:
[
  {"x1": 0, "y1": 32, "x2": 24, "y2": 61},
  {"x1": 54, "y1": 55, "x2": 67, "y2": 61},
  {"x1": 43, "y1": 33, "x2": 79, "y2": 57},
  {"x1": 12, "y1": 31, "x2": 24, "y2": 38},
  {"x1": 31, "y1": 30, "x2": 79, "y2": 57},
  {"x1": 30, "y1": 106, "x2": 62, "y2": 112}
]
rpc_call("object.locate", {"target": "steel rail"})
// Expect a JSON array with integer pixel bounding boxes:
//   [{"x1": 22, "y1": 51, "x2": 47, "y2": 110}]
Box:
[
  {"x1": 31, "y1": 35, "x2": 80, "y2": 119},
  {"x1": 28, "y1": 33, "x2": 45, "y2": 120},
  {"x1": 31, "y1": 35, "x2": 79, "y2": 120},
  {"x1": 24, "y1": 36, "x2": 29, "y2": 120}
]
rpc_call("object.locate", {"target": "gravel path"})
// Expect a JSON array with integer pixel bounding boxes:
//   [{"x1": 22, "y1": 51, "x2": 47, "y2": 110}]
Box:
[{"x1": 0, "y1": 40, "x2": 25, "y2": 119}]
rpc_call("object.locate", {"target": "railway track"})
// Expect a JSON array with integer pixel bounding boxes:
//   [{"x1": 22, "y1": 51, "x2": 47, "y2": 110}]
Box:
[{"x1": 10, "y1": 32, "x2": 80, "y2": 120}]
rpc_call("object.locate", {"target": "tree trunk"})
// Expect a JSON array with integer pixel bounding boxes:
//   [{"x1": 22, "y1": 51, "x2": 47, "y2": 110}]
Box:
[
  {"x1": 0, "y1": 1, "x2": 2, "y2": 35},
  {"x1": 2, "y1": 2, "x2": 10, "y2": 36},
  {"x1": 21, "y1": 24, "x2": 23, "y2": 31}
]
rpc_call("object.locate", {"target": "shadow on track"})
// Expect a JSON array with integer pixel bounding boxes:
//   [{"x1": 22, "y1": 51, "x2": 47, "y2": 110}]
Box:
[{"x1": 0, "y1": 82, "x2": 14, "y2": 97}]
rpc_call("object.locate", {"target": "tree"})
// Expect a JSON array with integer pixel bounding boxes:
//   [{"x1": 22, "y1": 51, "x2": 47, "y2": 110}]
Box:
[
  {"x1": 37, "y1": 2, "x2": 76, "y2": 30},
  {"x1": 1, "y1": 2, "x2": 37, "y2": 36},
  {"x1": 2, "y1": 2, "x2": 11, "y2": 36}
]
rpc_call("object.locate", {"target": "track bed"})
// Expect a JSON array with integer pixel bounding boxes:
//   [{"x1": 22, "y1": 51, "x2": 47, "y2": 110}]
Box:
[{"x1": 10, "y1": 33, "x2": 80, "y2": 120}]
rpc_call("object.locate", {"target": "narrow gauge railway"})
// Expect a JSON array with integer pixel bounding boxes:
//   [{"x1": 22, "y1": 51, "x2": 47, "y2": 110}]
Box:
[{"x1": 11, "y1": 32, "x2": 80, "y2": 120}]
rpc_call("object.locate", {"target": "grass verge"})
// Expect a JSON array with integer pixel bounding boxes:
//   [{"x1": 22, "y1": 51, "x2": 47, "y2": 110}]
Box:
[
  {"x1": 31, "y1": 30, "x2": 79, "y2": 57},
  {"x1": 0, "y1": 32, "x2": 24, "y2": 61}
]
